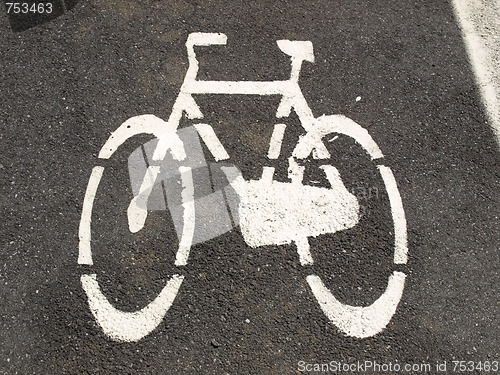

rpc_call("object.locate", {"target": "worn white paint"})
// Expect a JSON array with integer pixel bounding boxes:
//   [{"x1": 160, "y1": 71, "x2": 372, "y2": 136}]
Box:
[
  {"x1": 81, "y1": 33, "x2": 410, "y2": 342},
  {"x1": 452, "y1": 0, "x2": 500, "y2": 143},
  {"x1": 175, "y1": 166, "x2": 195, "y2": 266},
  {"x1": 78, "y1": 166, "x2": 104, "y2": 265},
  {"x1": 194, "y1": 124, "x2": 230, "y2": 161},
  {"x1": 307, "y1": 271, "x2": 406, "y2": 338},
  {"x1": 81, "y1": 273, "x2": 184, "y2": 342},
  {"x1": 378, "y1": 165, "x2": 408, "y2": 264},
  {"x1": 267, "y1": 123, "x2": 287, "y2": 159},
  {"x1": 128, "y1": 166, "x2": 161, "y2": 233}
]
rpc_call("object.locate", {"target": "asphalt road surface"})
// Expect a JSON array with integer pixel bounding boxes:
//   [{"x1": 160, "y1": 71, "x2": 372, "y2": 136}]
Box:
[{"x1": 1, "y1": 1, "x2": 499, "y2": 374}]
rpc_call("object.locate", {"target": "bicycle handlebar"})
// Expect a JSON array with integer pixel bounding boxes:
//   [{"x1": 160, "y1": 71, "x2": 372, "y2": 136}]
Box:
[
  {"x1": 277, "y1": 40, "x2": 314, "y2": 63},
  {"x1": 186, "y1": 33, "x2": 314, "y2": 63},
  {"x1": 185, "y1": 32, "x2": 314, "y2": 81},
  {"x1": 179, "y1": 31, "x2": 316, "y2": 120}
]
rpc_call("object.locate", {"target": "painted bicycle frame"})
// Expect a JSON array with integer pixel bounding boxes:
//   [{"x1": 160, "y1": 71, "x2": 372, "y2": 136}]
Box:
[{"x1": 78, "y1": 33, "x2": 408, "y2": 342}]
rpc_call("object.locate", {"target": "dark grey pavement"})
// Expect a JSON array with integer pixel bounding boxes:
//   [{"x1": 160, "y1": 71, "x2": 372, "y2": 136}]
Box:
[{"x1": 1, "y1": 1, "x2": 499, "y2": 374}]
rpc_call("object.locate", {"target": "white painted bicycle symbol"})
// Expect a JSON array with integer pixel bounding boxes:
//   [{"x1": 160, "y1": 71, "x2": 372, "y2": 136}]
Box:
[{"x1": 78, "y1": 33, "x2": 408, "y2": 342}]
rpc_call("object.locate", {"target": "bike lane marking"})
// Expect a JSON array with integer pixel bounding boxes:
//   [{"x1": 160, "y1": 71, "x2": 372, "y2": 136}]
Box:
[{"x1": 76, "y1": 33, "x2": 409, "y2": 344}]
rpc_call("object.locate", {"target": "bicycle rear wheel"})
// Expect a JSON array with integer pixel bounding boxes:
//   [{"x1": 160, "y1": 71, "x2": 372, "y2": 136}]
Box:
[{"x1": 294, "y1": 114, "x2": 408, "y2": 338}]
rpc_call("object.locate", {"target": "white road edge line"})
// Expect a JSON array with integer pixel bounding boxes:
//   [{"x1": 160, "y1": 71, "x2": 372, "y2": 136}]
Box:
[{"x1": 451, "y1": 0, "x2": 500, "y2": 144}]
